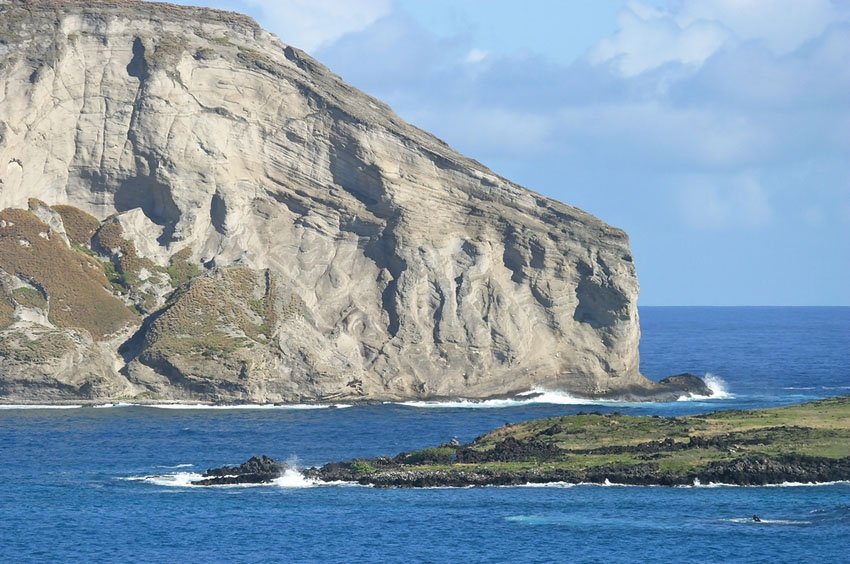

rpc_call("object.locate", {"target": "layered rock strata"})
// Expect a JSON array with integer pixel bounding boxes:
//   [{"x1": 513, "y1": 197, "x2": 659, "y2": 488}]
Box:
[{"x1": 0, "y1": 0, "x2": 679, "y2": 403}]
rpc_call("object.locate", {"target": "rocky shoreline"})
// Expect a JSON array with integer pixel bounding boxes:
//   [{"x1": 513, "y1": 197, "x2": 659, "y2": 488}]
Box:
[
  {"x1": 191, "y1": 395, "x2": 850, "y2": 488},
  {"x1": 304, "y1": 453, "x2": 850, "y2": 488},
  {"x1": 191, "y1": 455, "x2": 289, "y2": 486},
  {"x1": 0, "y1": 373, "x2": 714, "y2": 407}
]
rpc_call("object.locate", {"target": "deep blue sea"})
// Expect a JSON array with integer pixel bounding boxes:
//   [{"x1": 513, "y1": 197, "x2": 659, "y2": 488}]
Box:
[{"x1": 2, "y1": 307, "x2": 849, "y2": 563}]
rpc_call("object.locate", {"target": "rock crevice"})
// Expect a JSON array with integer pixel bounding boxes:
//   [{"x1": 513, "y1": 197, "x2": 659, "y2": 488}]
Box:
[{"x1": 0, "y1": 0, "x2": 668, "y2": 403}]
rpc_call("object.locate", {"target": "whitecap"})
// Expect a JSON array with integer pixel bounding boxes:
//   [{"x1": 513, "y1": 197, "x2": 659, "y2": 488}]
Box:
[
  {"x1": 505, "y1": 515, "x2": 561, "y2": 525},
  {"x1": 394, "y1": 388, "x2": 630, "y2": 409},
  {"x1": 677, "y1": 373, "x2": 733, "y2": 401},
  {"x1": 0, "y1": 404, "x2": 82, "y2": 409},
  {"x1": 124, "y1": 467, "x2": 333, "y2": 489},
  {"x1": 680, "y1": 480, "x2": 849, "y2": 488},
  {"x1": 155, "y1": 463, "x2": 195, "y2": 469},
  {"x1": 142, "y1": 403, "x2": 351, "y2": 410},
  {"x1": 272, "y1": 468, "x2": 321, "y2": 488},
  {"x1": 510, "y1": 482, "x2": 577, "y2": 488},
  {"x1": 125, "y1": 471, "x2": 205, "y2": 488},
  {"x1": 722, "y1": 517, "x2": 812, "y2": 525}
]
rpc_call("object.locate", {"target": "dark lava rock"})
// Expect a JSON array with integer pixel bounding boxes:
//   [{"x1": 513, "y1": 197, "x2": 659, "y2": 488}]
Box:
[
  {"x1": 192, "y1": 455, "x2": 287, "y2": 486},
  {"x1": 696, "y1": 454, "x2": 850, "y2": 485},
  {"x1": 657, "y1": 373, "x2": 712, "y2": 397},
  {"x1": 456, "y1": 436, "x2": 562, "y2": 463}
]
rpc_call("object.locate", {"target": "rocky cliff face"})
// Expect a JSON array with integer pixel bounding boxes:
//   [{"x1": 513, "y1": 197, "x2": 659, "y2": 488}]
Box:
[{"x1": 0, "y1": 0, "x2": 657, "y2": 403}]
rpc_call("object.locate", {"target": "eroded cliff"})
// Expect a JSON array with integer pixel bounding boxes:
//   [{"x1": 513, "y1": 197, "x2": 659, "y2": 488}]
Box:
[{"x1": 0, "y1": 0, "x2": 659, "y2": 403}]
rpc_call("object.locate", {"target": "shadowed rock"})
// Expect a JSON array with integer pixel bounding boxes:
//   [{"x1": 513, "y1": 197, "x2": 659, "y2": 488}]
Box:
[
  {"x1": 191, "y1": 455, "x2": 287, "y2": 486},
  {"x1": 0, "y1": 0, "x2": 704, "y2": 404}
]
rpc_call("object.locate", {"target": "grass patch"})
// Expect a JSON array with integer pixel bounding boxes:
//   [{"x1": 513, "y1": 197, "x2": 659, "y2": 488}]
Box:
[
  {"x1": 350, "y1": 460, "x2": 377, "y2": 475},
  {"x1": 0, "y1": 330, "x2": 75, "y2": 362},
  {"x1": 137, "y1": 267, "x2": 279, "y2": 380},
  {"x1": 400, "y1": 447, "x2": 457, "y2": 465},
  {"x1": 50, "y1": 205, "x2": 99, "y2": 246},
  {"x1": 166, "y1": 248, "x2": 201, "y2": 287},
  {"x1": 0, "y1": 208, "x2": 137, "y2": 340},
  {"x1": 343, "y1": 396, "x2": 850, "y2": 484},
  {"x1": 11, "y1": 286, "x2": 46, "y2": 309}
]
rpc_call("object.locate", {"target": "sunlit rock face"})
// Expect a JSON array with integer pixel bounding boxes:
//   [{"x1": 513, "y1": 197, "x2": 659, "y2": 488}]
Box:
[{"x1": 0, "y1": 0, "x2": 648, "y2": 403}]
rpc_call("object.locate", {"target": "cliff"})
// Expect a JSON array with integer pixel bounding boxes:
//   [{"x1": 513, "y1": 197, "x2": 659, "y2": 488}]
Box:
[{"x1": 0, "y1": 0, "x2": 676, "y2": 403}]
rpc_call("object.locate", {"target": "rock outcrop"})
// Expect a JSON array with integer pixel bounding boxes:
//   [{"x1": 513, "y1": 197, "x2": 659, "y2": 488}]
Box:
[
  {"x1": 192, "y1": 455, "x2": 287, "y2": 486},
  {"x1": 0, "y1": 0, "x2": 685, "y2": 403}
]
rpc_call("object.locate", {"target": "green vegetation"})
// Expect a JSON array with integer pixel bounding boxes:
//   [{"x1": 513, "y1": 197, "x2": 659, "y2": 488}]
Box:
[
  {"x1": 166, "y1": 248, "x2": 202, "y2": 287},
  {"x1": 11, "y1": 286, "x2": 46, "y2": 309},
  {"x1": 93, "y1": 219, "x2": 171, "y2": 311},
  {"x1": 326, "y1": 396, "x2": 850, "y2": 486},
  {"x1": 148, "y1": 33, "x2": 189, "y2": 71},
  {"x1": 139, "y1": 267, "x2": 277, "y2": 373},
  {"x1": 350, "y1": 460, "x2": 377, "y2": 475},
  {"x1": 0, "y1": 208, "x2": 137, "y2": 340},
  {"x1": 50, "y1": 205, "x2": 100, "y2": 246},
  {"x1": 0, "y1": 330, "x2": 74, "y2": 362},
  {"x1": 399, "y1": 447, "x2": 458, "y2": 465},
  {"x1": 0, "y1": 292, "x2": 13, "y2": 329}
]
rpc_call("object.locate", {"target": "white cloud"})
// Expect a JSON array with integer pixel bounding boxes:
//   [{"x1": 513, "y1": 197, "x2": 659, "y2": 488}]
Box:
[
  {"x1": 244, "y1": 0, "x2": 392, "y2": 52},
  {"x1": 676, "y1": 173, "x2": 773, "y2": 230},
  {"x1": 464, "y1": 48, "x2": 488, "y2": 64},
  {"x1": 589, "y1": 0, "x2": 850, "y2": 77},
  {"x1": 675, "y1": 0, "x2": 848, "y2": 54},
  {"x1": 589, "y1": 3, "x2": 733, "y2": 76}
]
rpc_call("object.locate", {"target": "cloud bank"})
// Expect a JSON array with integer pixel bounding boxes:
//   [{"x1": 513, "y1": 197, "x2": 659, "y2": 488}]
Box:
[{"x1": 156, "y1": 0, "x2": 850, "y2": 304}]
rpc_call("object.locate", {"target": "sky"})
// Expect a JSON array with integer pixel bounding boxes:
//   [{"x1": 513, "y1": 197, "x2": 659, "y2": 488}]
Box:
[{"x1": 161, "y1": 0, "x2": 850, "y2": 305}]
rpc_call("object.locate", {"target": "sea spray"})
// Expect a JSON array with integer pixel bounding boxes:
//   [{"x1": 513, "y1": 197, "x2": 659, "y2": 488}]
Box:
[
  {"x1": 396, "y1": 389, "x2": 630, "y2": 409},
  {"x1": 677, "y1": 372, "x2": 733, "y2": 401}
]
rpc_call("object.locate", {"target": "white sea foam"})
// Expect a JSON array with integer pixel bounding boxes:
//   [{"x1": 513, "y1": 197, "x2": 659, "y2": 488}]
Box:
[
  {"x1": 678, "y1": 480, "x2": 850, "y2": 488},
  {"x1": 140, "y1": 403, "x2": 352, "y2": 410},
  {"x1": 0, "y1": 404, "x2": 83, "y2": 409},
  {"x1": 125, "y1": 467, "x2": 329, "y2": 489},
  {"x1": 505, "y1": 515, "x2": 565, "y2": 525},
  {"x1": 722, "y1": 517, "x2": 812, "y2": 525},
  {"x1": 126, "y1": 471, "x2": 205, "y2": 488},
  {"x1": 511, "y1": 482, "x2": 577, "y2": 489},
  {"x1": 677, "y1": 373, "x2": 733, "y2": 401},
  {"x1": 155, "y1": 463, "x2": 195, "y2": 469},
  {"x1": 272, "y1": 469, "x2": 321, "y2": 488},
  {"x1": 395, "y1": 388, "x2": 628, "y2": 409}
]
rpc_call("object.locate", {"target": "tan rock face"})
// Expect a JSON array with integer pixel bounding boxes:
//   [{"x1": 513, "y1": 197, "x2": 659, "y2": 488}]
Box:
[{"x1": 0, "y1": 0, "x2": 651, "y2": 403}]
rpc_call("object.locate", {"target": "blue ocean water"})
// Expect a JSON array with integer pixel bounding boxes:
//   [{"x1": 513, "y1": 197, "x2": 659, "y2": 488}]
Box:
[{"x1": 1, "y1": 307, "x2": 848, "y2": 563}]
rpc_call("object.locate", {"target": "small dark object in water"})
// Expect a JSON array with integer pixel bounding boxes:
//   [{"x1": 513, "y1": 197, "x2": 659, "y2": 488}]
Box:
[{"x1": 752, "y1": 515, "x2": 762, "y2": 523}]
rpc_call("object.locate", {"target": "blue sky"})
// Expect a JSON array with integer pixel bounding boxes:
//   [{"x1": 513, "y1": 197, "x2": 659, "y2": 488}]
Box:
[{"x1": 163, "y1": 0, "x2": 849, "y2": 305}]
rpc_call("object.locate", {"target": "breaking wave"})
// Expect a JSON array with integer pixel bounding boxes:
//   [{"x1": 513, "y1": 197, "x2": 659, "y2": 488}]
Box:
[
  {"x1": 0, "y1": 404, "x2": 83, "y2": 409},
  {"x1": 124, "y1": 468, "x2": 322, "y2": 489},
  {"x1": 677, "y1": 373, "x2": 733, "y2": 401},
  {"x1": 94, "y1": 403, "x2": 353, "y2": 410},
  {"x1": 394, "y1": 389, "x2": 629, "y2": 409},
  {"x1": 679, "y1": 479, "x2": 850, "y2": 488},
  {"x1": 145, "y1": 403, "x2": 352, "y2": 410}
]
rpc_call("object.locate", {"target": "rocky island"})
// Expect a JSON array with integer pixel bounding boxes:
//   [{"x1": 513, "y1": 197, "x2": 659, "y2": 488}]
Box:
[
  {"x1": 296, "y1": 395, "x2": 850, "y2": 487},
  {"x1": 1, "y1": 0, "x2": 707, "y2": 404}
]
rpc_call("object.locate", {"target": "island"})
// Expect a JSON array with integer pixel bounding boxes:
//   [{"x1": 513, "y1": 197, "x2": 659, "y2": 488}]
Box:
[{"x1": 197, "y1": 396, "x2": 850, "y2": 487}]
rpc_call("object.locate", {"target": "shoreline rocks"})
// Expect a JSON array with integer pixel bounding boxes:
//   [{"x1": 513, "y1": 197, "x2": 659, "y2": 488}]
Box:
[
  {"x1": 191, "y1": 455, "x2": 287, "y2": 486},
  {"x1": 305, "y1": 454, "x2": 850, "y2": 488}
]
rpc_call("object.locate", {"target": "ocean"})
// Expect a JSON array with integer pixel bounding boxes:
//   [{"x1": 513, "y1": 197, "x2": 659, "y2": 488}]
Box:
[{"x1": 2, "y1": 307, "x2": 848, "y2": 562}]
